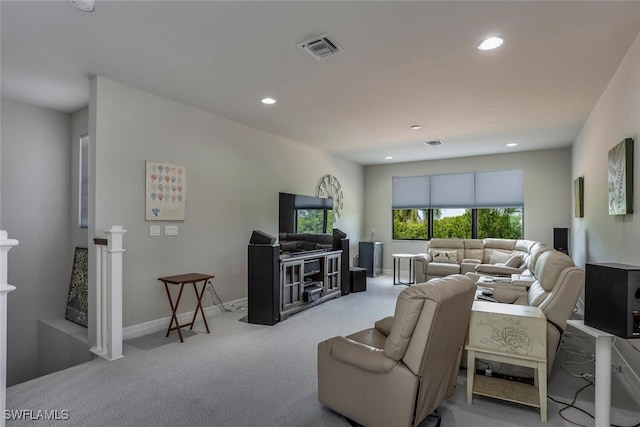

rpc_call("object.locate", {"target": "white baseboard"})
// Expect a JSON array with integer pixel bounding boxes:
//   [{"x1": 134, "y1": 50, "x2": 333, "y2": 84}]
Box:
[{"x1": 122, "y1": 297, "x2": 248, "y2": 341}]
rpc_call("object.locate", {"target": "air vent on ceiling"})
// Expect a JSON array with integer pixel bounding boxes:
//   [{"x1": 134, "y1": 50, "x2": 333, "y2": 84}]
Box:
[
  {"x1": 425, "y1": 140, "x2": 443, "y2": 146},
  {"x1": 297, "y1": 34, "x2": 344, "y2": 60}
]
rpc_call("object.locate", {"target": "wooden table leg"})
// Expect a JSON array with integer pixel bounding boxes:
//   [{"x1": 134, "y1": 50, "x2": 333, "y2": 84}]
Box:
[
  {"x1": 190, "y1": 280, "x2": 210, "y2": 333},
  {"x1": 164, "y1": 281, "x2": 185, "y2": 342}
]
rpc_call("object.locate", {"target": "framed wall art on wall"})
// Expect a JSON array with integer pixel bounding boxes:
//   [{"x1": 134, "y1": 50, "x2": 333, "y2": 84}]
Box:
[
  {"x1": 574, "y1": 176, "x2": 584, "y2": 218},
  {"x1": 145, "y1": 161, "x2": 186, "y2": 220},
  {"x1": 607, "y1": 138, "x2": 634, "y2": 216}
]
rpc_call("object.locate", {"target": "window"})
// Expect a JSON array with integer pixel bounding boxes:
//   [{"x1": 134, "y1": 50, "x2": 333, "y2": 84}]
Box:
[
  {"x1": 393, "y1": 208, "x2": 428, "y2": 240},
  {"x1": 79, "y1": 135, "x2": 89, "y2": 228},
  {"x1": 391, "y1": 170, "x2": 524, "y2": 240},
  {"x1": 433, "y1": 209, "x2": 472, "y2": 238},
  {"x1": 477, "y1": 207, "x2": 523, "y2": 239}
]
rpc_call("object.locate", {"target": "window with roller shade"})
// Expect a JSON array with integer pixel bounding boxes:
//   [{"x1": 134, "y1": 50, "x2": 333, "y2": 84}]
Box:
[{"x1": 392, "y1": 170, "x2": 523, "y2": 240}]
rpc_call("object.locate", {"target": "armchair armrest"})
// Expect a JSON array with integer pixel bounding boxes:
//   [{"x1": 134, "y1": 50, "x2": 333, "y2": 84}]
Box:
[
  {"x1": 374, "y1": 316, "x2": 394, "y2": 336},
  {"x1": 326, "y1": 336, "x2": 399, "y2": 373}
]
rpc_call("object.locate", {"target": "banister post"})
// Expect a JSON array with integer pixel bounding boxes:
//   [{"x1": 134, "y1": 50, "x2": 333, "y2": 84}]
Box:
[
  {"x1": 0, "y1": 231, "x2": 19, "y2": 427},
  {"x1": 105, "y1": 226, "x2": 126, "y2": 361}
]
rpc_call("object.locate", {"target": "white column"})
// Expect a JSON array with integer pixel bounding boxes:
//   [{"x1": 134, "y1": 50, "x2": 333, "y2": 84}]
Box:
[
  {"x1": 1, "y1": 231, "x2": 19, "y2": 427},
  {"x1": 105, "y1": 226, "x2": 126, "y2": 361},
  {"x1": 89, "y1": 241, "x2": 108, "y2": 358}
]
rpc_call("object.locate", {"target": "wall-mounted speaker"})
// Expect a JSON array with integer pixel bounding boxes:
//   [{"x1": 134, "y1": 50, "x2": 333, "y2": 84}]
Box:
[
  {"x1": 585, "y1": 263, "x2": 640, "y2": 338},
  {"x1": 249, "y1": 230, "x2": 277, "y2": 245},
  {"x1": 553, "y1": 227, "x2": 570, "y2": 255}
]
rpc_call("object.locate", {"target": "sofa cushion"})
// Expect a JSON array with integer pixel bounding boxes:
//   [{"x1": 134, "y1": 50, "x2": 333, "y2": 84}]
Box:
[
  {"x1": 505, "y1": 255, "x2": 523, "y2": 268},
  {"x1": 489, "y1": 250, "x2": 512, "y2": 264},
  {"x1": 431, "y1": 249, "x2": 458, "y2": 264},
  {"x1": 428, "y1": 262, "x2": 460, "y2": 276}
]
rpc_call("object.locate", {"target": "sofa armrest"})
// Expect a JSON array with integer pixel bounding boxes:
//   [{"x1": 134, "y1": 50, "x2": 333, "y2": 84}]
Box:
[
  {"x1": 375, "y1": 316, "x2": 394, "y2": 336},
  {"x1": 475, "y1": 264, "x2": 524, "y2": 276},
  {"x1": 326, "y1": 336, "x2": 399, "y2": 373},
  {"x1": 414, "y1": 253, "x2": 431, "y2": 263},
  {"x1": 492, "y1": 287, "x2": 528, "y2": 304}
]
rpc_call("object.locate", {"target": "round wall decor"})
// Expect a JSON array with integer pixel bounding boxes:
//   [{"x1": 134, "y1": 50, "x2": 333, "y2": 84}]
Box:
[{"x1": 317, "y1": 174, "x2": 343, "y2": 219}]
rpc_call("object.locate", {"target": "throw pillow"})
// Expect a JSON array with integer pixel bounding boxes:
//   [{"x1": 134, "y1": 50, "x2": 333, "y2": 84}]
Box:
[
  {"x1": 432, "y1": 249, "x2": 458, "y2": 264},
  {"x1": 505, "y1": 255, "x2": 523, "y2": 268},
  {"x1": 489, "y1": 250, "x2": 512, "y2": 265}
]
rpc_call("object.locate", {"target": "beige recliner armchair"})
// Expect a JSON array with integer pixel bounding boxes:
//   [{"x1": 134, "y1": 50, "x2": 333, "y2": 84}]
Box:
[{"x1": 317, "y1": 275, "x2": 476, "y2": 427}]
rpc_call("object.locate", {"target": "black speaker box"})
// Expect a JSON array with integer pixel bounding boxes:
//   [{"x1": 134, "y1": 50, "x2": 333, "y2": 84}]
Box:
[
  {"x1": 247, "y1": 244, "x2": 280, "y2": 325},
  {"x1": 553, "y1": 227, "x2": 570, "y2": 255},
  {"x1": 584, "y1": 263, "x2": 640, "y2": 338},
  {"x1": 249, "y1": 230, "x2": 276, "y2": 245}
]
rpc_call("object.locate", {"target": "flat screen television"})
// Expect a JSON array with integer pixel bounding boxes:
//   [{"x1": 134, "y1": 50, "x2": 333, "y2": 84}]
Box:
[{"x1": 279, "y1": 192, "x2": 334, "y2": 234}]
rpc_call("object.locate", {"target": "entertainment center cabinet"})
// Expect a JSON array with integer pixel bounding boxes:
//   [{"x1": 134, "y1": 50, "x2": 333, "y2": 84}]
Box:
[
  {"x1": 280, "y1": 250, "x2": 342, "y2": 320},
  {"x1": 247, "y1": 244, "x2": 343, "y2": 325}
]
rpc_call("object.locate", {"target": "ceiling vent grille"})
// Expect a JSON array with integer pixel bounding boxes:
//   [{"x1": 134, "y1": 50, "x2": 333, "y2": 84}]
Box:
[
  {"x1": 297, "y1": 34, "x2": 344, "y2": 60},
  {"x1": 425, "y1": 140, "x2": 443, "y2": 146}
]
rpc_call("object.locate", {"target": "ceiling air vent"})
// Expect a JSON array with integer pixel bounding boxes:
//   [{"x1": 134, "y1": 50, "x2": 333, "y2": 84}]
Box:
[
  {"x1": 425, "y1": 140, "x2": 443, "y2": 146},
  {"x1": 297, "y1": 34, "x2": 344, "y2": 60}
]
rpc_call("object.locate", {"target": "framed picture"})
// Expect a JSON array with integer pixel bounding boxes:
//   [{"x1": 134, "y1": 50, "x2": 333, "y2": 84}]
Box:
[
  {"x1": 608, "y1": 138, "x2": 634, "y2": 215},
  {"x1": 65, "y1": 247, "x2": 88, "y2": 327},
  {"x1": 145, "y1": 161, "x2": 186, "y2": 220},
  {"x1": 574, "y1": 176, "x2": 584, "y2": 218}
]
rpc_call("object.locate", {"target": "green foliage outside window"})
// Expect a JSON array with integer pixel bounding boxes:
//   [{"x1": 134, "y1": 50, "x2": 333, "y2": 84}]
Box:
[
  {"x1": 433, "y1": 209, "x2": 472, "y2": 238},
  {"x1": 477, "y1": 207, "x2": 522, "y2": 239},
  {"x1": 393, "y1": 207, "x2": 522, "y2": 240},
  {"x1": 393, "y1": 209, "x2": 428, "y2": 239}
]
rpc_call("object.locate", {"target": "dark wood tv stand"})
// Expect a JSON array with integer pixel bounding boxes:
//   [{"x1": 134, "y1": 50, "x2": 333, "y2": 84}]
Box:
[
  {"x1": 247, "y1": 246, "x2": 342, "y2": 325},
  {"x1": 279, "y1": 249, "x2": 342, "y2": 321}
]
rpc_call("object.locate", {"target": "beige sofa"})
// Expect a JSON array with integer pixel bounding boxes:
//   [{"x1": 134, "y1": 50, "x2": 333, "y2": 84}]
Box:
[{"x1": 415, "y1": 238, "x2": 547, "y2": 282}]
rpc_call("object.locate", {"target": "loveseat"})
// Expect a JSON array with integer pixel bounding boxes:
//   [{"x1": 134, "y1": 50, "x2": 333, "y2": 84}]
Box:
[{"x1": 415, "y1": 238, "x2": 547, "y2": 282}]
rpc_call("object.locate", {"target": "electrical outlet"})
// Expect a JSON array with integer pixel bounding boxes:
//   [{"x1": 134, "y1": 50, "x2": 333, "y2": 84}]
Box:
[{"x1": 165, "y1": 225, "x2": 178, "y2": 236}]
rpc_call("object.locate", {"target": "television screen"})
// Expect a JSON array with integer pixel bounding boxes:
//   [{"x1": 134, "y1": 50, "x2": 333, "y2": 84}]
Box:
[{"x1": 296, "y1": 209, "x2": 334, "y2": 234}]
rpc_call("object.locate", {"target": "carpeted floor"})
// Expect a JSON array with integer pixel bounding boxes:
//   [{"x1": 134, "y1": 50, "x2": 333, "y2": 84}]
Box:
[{"x1": 6, "y1": 275, "x2": 640, "y2": 426}]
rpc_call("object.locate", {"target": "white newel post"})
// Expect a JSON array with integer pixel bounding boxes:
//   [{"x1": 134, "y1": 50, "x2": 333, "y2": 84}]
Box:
[
  {"x1": 90, "y1": 226, "x2": 126, "y2": 361},
  {"x1": 105, "y1": 226, "x2": 126, "y2": 361},
  {"x1": 1, "y1": 231, "x2": 19, "y2": 427}
]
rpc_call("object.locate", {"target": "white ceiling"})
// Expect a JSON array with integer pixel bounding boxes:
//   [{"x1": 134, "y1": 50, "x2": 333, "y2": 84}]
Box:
[{"x1": 3, "y1": 1, "x2": 640, "y2": 165}]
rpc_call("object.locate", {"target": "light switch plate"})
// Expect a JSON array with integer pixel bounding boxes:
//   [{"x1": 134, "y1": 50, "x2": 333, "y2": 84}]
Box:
[
  {"x1": 150, "y1": 226, "x2": 161, "y2": 236},
  {"x1": 165, "y1": 225, "x2": 178, "y2": 236}
]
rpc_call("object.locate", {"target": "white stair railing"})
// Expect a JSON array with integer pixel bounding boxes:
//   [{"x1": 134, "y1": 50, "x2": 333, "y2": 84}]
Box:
[
  {"x1": 90, "y1": 226, "x2": 126, "y2": 361},
  {"x1": 1, "y1": 231, "x2": 19, "y2": 427}
]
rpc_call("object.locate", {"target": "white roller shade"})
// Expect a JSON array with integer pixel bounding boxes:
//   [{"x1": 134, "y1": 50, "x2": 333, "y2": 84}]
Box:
[
  {"x1": 475, "y1": 169, "x2": 524, "y2": 207},
  {"x1": 430, "y1": 173, "x2": 475, "y2": 208},
  {"x1": 392, "y1": 175, "x2": 430, "y2": 208}
]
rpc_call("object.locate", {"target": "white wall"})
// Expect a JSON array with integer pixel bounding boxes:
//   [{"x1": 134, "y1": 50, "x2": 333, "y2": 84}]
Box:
[
  {"x1": 90, "y1": 77, "x2": 364, "y2": 328},
  {"x1": 1, "y1": 99, "x2": 72, "y2": 386},
  {"x1": 363, "y1": 148, "x2": 572, "y2": 270},
  {"x1": 572, "y1": 32, "x2": 640, "y2": 377}
]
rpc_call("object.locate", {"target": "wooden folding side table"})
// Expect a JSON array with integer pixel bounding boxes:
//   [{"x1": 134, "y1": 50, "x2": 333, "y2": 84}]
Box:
[{"x1": 158, "y1": 273, "x2": 214, "y2": 342}]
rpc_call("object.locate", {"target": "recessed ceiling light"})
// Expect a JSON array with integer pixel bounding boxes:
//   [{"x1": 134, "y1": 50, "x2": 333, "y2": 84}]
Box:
[
  {"x1": 478, "y1": 37, "x2": 503, "y2": 51},
  {"x1": 385, "y1": 156, "x2": 393, "y2": 160},
  {"x1": 410, "y1": 125, "x2": 421, "y2": 130},
  {"x1": 507, "y1": 143, "x2": 518, "y2": 147},
  {"x1": 261, "y1": 97, "x2": 277, "y2": 105},
  {"x1": 70, "y1": 0, "x2": 95, "y2": 12}
]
